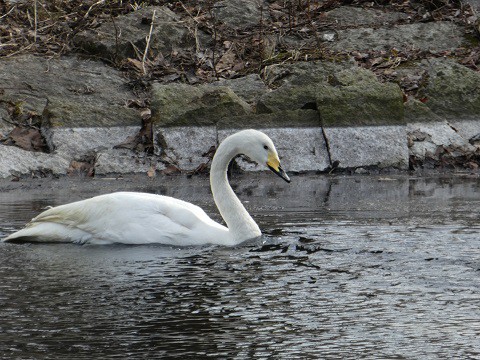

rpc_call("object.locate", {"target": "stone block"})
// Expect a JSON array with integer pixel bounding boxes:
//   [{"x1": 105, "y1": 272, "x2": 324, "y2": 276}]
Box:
[
  {"x1": 325, "y1": 6, "x2": 408, "y2": 27},
  {"x1": 317, "y1": 77, "x2": 404, "y2": 127},
  {"x1": 418, "y1": 58, "x2": 480, "y2": 121},
  {"x1": 213, "y1": 0, "x2": 264, "y2": 29},
  {"x1": 217, "y1": 110, "x2": 320, "y2": 129},
  {"x1": 0, "y1": 144, "x2": 70, "y2": 178},
  {"x1": 53, "y1": 127, "x2": 141, "y2": 157},
  {"x1": 95, "y1": 149, "x2": 157, "y2": 175},
  {"x1": 157, "y1": 126, "x2": 217, "y2": 171},
  {"x1": 407, "y1": 121, "x2": 475, "y2": 160},
  {"x1": 74, "y1": 6, "x2": 194, "y2": 61},
  {"x1": 219, "y1": 127, "x2": 330, "y2": 172},
  {"x1": 151, "y1": 83, "x2": 251, "y2": 127},
  {"x1": 330, "y1": 22, "x2": 464, "y2": 52},
  {"x1": 257, "y1": 61, "x2": 404, "y2": 127},
  {"x1": 0, "y1": 55, "x2": 140, "y2": 128},
  {"x1": 211, "y1": 74, "x2": 269, "y2": 105},
  {"x1": 324, "y1": 125, "x2": 408, "y2": 169}
]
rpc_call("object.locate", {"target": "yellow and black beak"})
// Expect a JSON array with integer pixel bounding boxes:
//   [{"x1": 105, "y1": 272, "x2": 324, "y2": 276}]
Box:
[{"x1": 267, "y1": 154, "x2": 290, "y2": 183}]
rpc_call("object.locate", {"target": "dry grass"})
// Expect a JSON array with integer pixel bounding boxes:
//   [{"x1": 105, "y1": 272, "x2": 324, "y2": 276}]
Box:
[{"x1": 0, "y1": 0, "x2": 478, "y2": 79}]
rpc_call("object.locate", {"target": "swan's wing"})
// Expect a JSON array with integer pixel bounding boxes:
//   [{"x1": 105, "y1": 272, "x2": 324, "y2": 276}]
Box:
[{"x1": 5, "y1": 192, "x2": 228, "y2": 245}]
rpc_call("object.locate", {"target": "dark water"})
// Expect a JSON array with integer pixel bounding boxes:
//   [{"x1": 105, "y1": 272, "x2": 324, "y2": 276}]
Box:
[{"x1": 0, "y1": 174, "x2": 479, "y2": 359}]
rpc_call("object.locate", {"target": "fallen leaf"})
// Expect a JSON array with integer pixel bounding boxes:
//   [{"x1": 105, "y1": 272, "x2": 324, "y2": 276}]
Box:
[
  {"x1": 126, "y1": 58, "x2": 144, "y2": 72},
  {"x1": 147, "y1": 165, "x2": 156, "y2": 178},
  {"x1": 2, "y1": 126, "x2": 48, "y2": 152},
  {"x1": 162, "y1": 165, "x2": 181, "y2": 175},
  {"x1": 215, "y1": 48, "x2": 237, "y2": 73},
  {"x1": 67, "y1": 158, "x2": 95, "y2": 177}
]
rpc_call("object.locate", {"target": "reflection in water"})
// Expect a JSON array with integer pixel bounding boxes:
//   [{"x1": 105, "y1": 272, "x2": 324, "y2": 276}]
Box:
[{"x1": 0, "y1": 174, "x2": 479, "y2": 359}]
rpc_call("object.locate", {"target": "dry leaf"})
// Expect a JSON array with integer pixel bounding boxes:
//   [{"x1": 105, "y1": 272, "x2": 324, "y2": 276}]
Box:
[
  {"x1": 215, "y1": 49, "x2": 237, "y2": 73},
  {"x1": 147, "y1": 165, "x2": 156, "y2": 178}
]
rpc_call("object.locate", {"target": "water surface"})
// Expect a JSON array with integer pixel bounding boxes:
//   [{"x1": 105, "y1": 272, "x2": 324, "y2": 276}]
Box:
[{"x1": 0, "y1": 174, "x2": 479, "y2": 359}]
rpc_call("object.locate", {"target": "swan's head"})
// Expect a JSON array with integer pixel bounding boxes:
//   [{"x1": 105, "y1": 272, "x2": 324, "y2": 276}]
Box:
[{"x1": 234, "y1": 129, "x2": 290, "y2": 183}]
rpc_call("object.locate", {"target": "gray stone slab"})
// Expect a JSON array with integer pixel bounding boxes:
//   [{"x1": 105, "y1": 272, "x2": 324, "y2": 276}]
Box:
[
  {"x1": 465, "y1": 0, "x2": 480, "y2": 10},
  {"x1": 213, "y1": 0, "x2": 264, "y2": 29},
  {"x1": 95, "y1": 149, "x2": 157, "y2": 175},
  {"x1": 53, "y1": 127, "x2": 141, "y2": 157},
  {"x1": 0, "y1": 55, "x2": 140, "y2": 128},
  {"x1": 448, "y1": 119, "x2": 480, "y2": 141},
  {"x1": 217, "y1": 110, "x2": 320, "y2": 130},
  {"x1": 407, "y1": 121, "x2": 475, "y2": 160},
  {"x1": 157, "y1": 126, "x2": 217, "y2": 171},
  {"x1": 0, "y1": 126, "x2": 157, "y2": 178},
  {"x1": 330, "y1": 22, "x2": 464, "y2": 52},
  {"x1": 0, "y1": 144, "x2": 70, "y2": 178},
  {"x1": 74, "y1": 6, "x2": 194, "y2": 61},
  {"x1": 324, "y1": 6, "x2": 408, "y2": 28},
  {"x1": 324, "y1": 126, "x2": 408, "y2": 169},
  {"x1": 219, "y1": 127, "x2": 330, "y2": 172}
]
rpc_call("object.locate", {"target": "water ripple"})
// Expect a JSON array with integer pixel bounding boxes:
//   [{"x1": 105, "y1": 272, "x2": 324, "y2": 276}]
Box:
[{"x1": 1, "y1": 175, "x2": 480, "y2": 359}]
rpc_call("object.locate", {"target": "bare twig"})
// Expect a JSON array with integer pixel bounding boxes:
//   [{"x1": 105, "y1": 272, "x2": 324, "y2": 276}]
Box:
[
  {"x1": 0, "y1": 5, "x2": 16, "y2": 21},
  {"x1": 179, "y1": 1, "x2": 201, "y2": 25},
  {"x1": 84, "y1": 0, "x2": 106, "y2": 19},
  {"x1": 142, "y1": 9, "x2": 156, "y2": 74},
  {"x1": 207, "y1": 2, "x2": 219, "y2": 79},
  {"x1": 110, "y1": 13, "x2": 120, "y2": 60},
  {"x1": 33, "y1": 0, "x2": 37, "y2": 43},
  {"x1": 178, "y1": 2, "x2": 202, "y2": 56}
]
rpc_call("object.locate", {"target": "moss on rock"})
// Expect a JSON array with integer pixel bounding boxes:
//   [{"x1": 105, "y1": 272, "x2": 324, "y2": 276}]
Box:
[
  {"x1": 419, "y1": 58, "x2": 480, "y2": 120},
  {"x1": 151, "y1": 83, "x2": 252, "y2": 127}
]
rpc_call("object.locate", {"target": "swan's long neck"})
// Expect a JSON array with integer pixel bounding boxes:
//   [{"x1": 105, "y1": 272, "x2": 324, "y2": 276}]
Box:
[{"x1": 210, "y1": 137, "x2": 261, "y2": 244}]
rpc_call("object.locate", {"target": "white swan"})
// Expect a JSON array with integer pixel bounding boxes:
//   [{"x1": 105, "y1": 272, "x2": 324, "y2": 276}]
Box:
[{"x1": 3, "y1": 129, "x2": 290, "y2": 246}]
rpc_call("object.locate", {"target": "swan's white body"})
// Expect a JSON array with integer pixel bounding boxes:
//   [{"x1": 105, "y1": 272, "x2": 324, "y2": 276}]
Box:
[{"x1": 3, "y1": 130, "x2": 290, "y2": 246}]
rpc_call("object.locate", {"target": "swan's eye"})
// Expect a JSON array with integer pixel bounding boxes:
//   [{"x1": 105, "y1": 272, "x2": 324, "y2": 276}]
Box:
[{"x1": 263, "y1": 145, "x2": 269, "y2": 150}]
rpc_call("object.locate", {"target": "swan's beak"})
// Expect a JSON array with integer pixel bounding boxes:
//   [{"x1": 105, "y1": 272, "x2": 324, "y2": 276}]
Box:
[{"x1": 267, "y1": 155, "x2": 291, "y2": 183}]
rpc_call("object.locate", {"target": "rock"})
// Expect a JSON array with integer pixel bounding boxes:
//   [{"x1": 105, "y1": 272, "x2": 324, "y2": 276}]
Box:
[
  {"x1": 213, "y1": 0, "x2": 265, "y2": 29},
  {"x1": 257, "y1": 84, "x2": 318, "y2": 114},
  {"x1": 316, "y1": 69, "x2": 404, "y2": 127},
  {"x1": 465, "y1": 0, "x2": 480, "y2": 11},
  {"x1": 448, "y1": 120, "x2": 480, "y2": 144},
  {"x1": 0, "y1": 55, "x2": 140, "y2": 128},
  {"x1": 219, "y1": 127, "x2": 330, "y2": 172},
  {"x1": 74, "y1": 6, "x2": 195, "y2": 61},
  {"x1": 217, "y1": 109, "x2": 320, "y2": 129},
  {"x1": 157, "y1": 126, "x2": 217, "y2": 171},
  {"x1": 0, "y1": 55, "x2": 146, "y2": 177},
  {"x1": 418, "y1": 58, "x2": 480, "y2": 121},
  {"x1": 325, "y1": 6, "x2": 409, "y2": 27},
  {"x1": 0, "y1": 144, "x2": 70, "y2": 178},
  {"x1": 95, "y1": 149, "x2": 157, "y2": 175},
  {"x1": 258, "y1": 61, "x2": 404, "y2": 127},
  {"x1": 211, "y1": 74, "x2": 269, "y2": 105},
  {"x1": 330, "y1": 22, "x2": 464, "y2": 52},
  {"x1": 323, "y1": 126, "x2": 408, "y2": 169},
  {"x1": 404, "y1": 98, "x2": 444, "y2": 123},
  {"x1": 151, "y1": 83, "x2": 251, "y2": 126},
  {"x1": 52, "y1": 127, "x2": 141, "y2": 157},
  {"x1": 407, "y1": 121, "x2": 476, "y2": 162},
  {"x1": 262, "y1": 60, "x2": 356, "y2": 88},
  {"x1": 257, "y1": 61, "x2": 354, "y2": 113}
]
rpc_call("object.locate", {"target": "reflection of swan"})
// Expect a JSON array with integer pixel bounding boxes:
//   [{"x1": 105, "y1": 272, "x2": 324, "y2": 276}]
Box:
[{"x1": 4, "y1": 130, "x2": 290, "y2": 246}]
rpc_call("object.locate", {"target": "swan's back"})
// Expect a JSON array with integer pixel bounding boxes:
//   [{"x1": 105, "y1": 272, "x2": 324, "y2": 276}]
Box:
[{"x1": 4, "y1": 192, "x2": 229, "y2": 245}]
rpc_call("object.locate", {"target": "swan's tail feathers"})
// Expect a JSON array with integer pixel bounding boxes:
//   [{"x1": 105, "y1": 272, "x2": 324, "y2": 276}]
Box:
[{"x1": 3, "y1": 223, "x2": 90, "y2": 244}]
